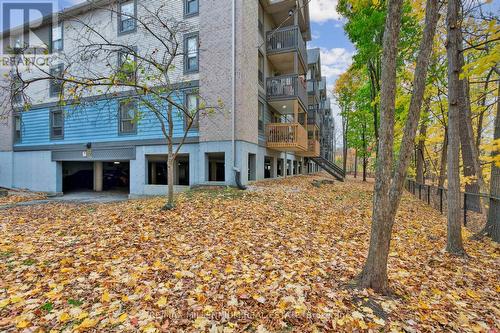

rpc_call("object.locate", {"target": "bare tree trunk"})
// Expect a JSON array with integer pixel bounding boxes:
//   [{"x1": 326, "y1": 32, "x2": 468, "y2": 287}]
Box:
[
  {"x1": 359, "y1": 0, "x2": 405, "y2": 294},
  {"x1": 359, "y1": 0, "x2": 439, "y2": 294},
  {"x1": 164, "y1": 104, "x2": 175, "y2": 210},
  {"x1": 343, "y1": 116, "x2": 349, "y2": 173},
  {"x1": 445, "y1": 0, "x2": 465, "y2": 255},
  {"x1": 438, "y1": 127, "x2": 448, "y2": 188},
  {"x1": 354, "y1": 150, "x2": 358, "y2": 178},
  {"x1": 485, "y1": 81, "x2": 500, "y2": 242},
  {"x1": 416, "y1": 120, "x2": 427, "y2": 184},
  {"x1": 362, "y1": 121, "x2": 367, "y2": 182}
]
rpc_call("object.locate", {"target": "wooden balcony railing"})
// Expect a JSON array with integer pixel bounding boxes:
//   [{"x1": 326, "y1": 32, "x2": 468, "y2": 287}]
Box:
[
  {"x1": 266, "y1": 25, "x2": 307, "y2": 65},
  {"x1": 266, "y1": 122, "x2": 307, "y2": 151},
  {"x1": 266, "y1": 74, "x2": 307, "y2": 107},
  {"x1": 302, "y1": 139, "x2": 320, "y2": 157}
]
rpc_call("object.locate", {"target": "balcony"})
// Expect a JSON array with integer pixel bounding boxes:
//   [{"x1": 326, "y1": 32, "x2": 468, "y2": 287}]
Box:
[
  {"x1": 266, "y1": 122, "x2": 308, "y2": 152},
  {"x1": 266, "y1": 25, "x2": 307, "y2": 74},
  {"x1": 266, "y1": 74, "x2": 307, "y2": 110},
  {"x1": 301, "y1": 138, "x2": 320, "y2": 157},
  {"x1": 298, "y1": 124, "x2": 320, "y2": 157}
]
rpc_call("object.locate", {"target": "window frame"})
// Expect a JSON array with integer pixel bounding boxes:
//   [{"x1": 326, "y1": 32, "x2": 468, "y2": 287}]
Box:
[
  {"x1": 184, "y1": 0, "x2": 199, "y2": 17},
  {"x1": 117, "y1": 0, "x2": 137, "y2": 35},
  {"x1": 258, "y1": 3, "x2": 264, "y2": 36},
  {"x1": 51, "y1": 22, "x2": 63, "y2": 52},
  {"x1": 258, "y1": 101, "x2": 265, "y2": 131},
  {"x1": 50, "y1": 107, "x2": 64, "y2": 140},
  {"x1": 258, "y1": 50, "x2": 264, "y2": 87},
  {"x1": 13, "y1": 113, "x2": 21, "y2": 143},
  {"x1": 184, "y1": 32, "x2": 199, "y2": 74},
  {"x1": 184, "y1": 91, "x2": 199, "y2": 130},
  {"x1": 118, "y1": 98, "x2": 138, "y2": 135},
  {"x1": 117, "y1": 46, "x2": 138, "y2": 83},
  {"x1": 49, "y1": 63, "x2": 64, "y2": 98}
]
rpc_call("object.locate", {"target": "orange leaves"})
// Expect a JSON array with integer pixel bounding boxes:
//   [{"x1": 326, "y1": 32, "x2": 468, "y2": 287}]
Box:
[{"x1": 0, "y1": 175, "x2": 498, "y2": 332}]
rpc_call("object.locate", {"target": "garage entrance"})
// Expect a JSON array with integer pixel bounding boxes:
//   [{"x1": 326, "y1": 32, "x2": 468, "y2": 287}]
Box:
[
  {"x1": 103, "y1": 162, "x2": 130, "y2": 192},
  {"x1": 62, "y1": 161, "x2": 130, "y2": 193},
  {"x1": 62, "y1": 162, "x2": 93, "y2": 192}
]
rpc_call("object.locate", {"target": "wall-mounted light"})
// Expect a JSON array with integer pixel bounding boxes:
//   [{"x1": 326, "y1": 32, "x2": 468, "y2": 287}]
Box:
[{"x1": 86, "y1": 142, "x2": 92, "y2": 149}]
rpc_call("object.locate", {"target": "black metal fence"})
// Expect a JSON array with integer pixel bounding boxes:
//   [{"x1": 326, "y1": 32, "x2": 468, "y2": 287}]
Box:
[{"x1": 405, "y1": 179, "x2": 499, "y2": 232}]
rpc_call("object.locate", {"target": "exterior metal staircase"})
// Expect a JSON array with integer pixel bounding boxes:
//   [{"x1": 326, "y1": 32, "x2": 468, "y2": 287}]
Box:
[{"x1": 311, "y1": 156, "x2": 345, "y2": 181}]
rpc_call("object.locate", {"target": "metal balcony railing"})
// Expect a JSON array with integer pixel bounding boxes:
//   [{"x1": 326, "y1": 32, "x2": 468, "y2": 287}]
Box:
[
  {"x1": 266, "y1": 25, "x2": 307, "y2": 66},
  {"x1": 266, "y1": 74, "x2": 307, "y2": 107}
]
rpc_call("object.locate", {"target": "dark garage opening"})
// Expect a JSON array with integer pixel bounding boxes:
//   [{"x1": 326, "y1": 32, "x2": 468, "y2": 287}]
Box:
[
  {"x1": 103, "y1": 162, "x2": 130, "y2": 192},
  {"x1": 63, "y1": 161, "x2": 93, "y2": 192},
  {"x1": 62, "y1": 161, "x2": 130, "y2": 193}
]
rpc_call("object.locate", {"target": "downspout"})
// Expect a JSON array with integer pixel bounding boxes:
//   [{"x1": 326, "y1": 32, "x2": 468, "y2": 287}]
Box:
[{"x1": 231, "y1": 0, "x2": 246, "y2": 190}]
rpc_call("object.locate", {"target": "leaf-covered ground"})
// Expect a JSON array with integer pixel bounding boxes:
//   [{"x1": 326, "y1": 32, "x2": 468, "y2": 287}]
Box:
[
  {"x1": 0, "y1": 175, "x2": 498, "y2": 332},
  {"x1": 0, "y1": 191, "x2": 46, "y2": 206}
]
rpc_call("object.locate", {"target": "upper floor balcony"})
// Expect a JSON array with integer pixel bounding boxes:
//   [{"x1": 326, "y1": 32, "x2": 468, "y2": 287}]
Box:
[
  {"x1": 266, "y1": 74, "x2": 307, "y2": 111},
  {"x1": 266, "y1": 25, "x2": 308, "y2": 75},
  {"x1": 266, "y1": 122, "x2": 307, "y2": 152}
]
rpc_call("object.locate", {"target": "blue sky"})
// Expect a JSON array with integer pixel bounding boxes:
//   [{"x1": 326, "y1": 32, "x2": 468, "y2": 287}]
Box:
[{"x1": 308, "y1": 0, "x2": 354, "y2": 132}]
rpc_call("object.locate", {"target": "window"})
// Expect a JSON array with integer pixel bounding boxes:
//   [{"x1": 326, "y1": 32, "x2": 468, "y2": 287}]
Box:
[
  {"x1": 119, "y1": 99, "x2": 137, "y2": 134},
  {"x1": 185, "y1": 93, "x2": 199, "y2": 129},
  {"x1": 184, "y1": 0, "x2": 198, "y2": 16},
  {"x1": 118, "y1": 0, "x2": 136, "y2": 34},
  {"x1": 258, "y1": 3, "x2": 264, "y2": 35},
  {"x1": 258, "y1": 101, "x2": 265, "y2": 131},
  {"x1": 184, "y1": 34, "x2": 199, "y2": 73},
  {"x1": 52, "y1": 23, "x2": 63, "y2": 52},
  {"x1": 50, "y1": 108, "x2": 64, "y2": 139},
  {"x1": 14, "y1": 114, "x2": 21, "y2": 143},
  {"x1": 49, "y1": 64, "x2": 64, "y2": 97},
  {"x1": 117, "y1": 47, "x2": 137, "y2": 82},
  {"x1": 258, "y1": 51, "x2": 264, "y2": 86}
]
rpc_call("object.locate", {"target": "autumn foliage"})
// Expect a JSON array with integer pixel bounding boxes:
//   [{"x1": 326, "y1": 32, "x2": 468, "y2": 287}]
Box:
[{"x1": 0, "y1": 175, "x2": 498, "y2": 332}]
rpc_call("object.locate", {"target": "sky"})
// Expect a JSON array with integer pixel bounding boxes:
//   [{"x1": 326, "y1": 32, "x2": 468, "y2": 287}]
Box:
[{"x1": 308, "y1": 0, "x2": 354, "y2": 135}]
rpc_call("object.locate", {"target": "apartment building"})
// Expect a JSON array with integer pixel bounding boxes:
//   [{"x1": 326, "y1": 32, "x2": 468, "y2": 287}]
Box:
[{"x1": 0, "y1": 0, "x2": 341, "y2": 196}]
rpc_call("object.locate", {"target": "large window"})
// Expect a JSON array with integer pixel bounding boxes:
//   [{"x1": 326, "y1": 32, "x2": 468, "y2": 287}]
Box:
[
  {"x1": 258, "y1": 3, "x2": 264, "y2": 36},
  {"x1": 258, "y1": 101, "x2": 265, "y2": 131},
  {"x1": 258, "y1": 51, "x2": 264, "y2": 86},
  {"x1": 14, "y1": 114, "x2": 21, "y2": 143},
  {"x1": 52, "y1": 23, "x2": 63, "y2": 52},
  {"x1": 50, "y1": 108, "x2": 64, "y2": 139},
  {"x1": 184, "y1": 0, "x2": 198, "y2": 16},
  {"x1": 185, "y1": 93, "x2": 199, "y2": 129},
  {"x1": 49, "y1": 64, "x2": 64, "y2": 97},
  {"x1": 184, "y1": 33, "x2": 199, "y2": 73},
  {"x1": 118, "y1": 0, "x2": 136, "y2": 34},
  {"x1": 119, "y1": 99, "x2": 137, "y2": 134},
  {"x1": 117, "y1": 47, "x2": 137, "y2": 82}
]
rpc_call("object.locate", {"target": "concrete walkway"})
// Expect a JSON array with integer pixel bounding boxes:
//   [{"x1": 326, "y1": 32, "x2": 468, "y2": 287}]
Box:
[{"x1": 0, "y1": 191, "x2": 129, "y2": 210}]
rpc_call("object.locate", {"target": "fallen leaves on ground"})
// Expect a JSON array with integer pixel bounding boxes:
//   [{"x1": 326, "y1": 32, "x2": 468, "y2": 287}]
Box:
[
  {"x1": 0, "y1": 174, "x2": 498, "y2": 332},
  {"x1": 0, "y1": 191, "x2": 46, "y2": 206}
]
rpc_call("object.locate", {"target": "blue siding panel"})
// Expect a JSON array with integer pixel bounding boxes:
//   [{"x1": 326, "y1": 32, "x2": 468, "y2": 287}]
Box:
[{"x1": 15, "y1": 95, "x2": 198, "y2": 147}]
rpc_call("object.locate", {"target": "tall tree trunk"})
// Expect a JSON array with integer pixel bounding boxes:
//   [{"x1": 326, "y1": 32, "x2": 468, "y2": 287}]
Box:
[
  {"x1": 359, "y1": 0, "x2": 405, "y2": 294},
  {"x1": 438, "y1": 127, "x2": 448, "y2": 189},
  {"x1": 485, "y1": 80, "x2": 500, "y2": 242},
  {"x1": 354, "y1": 150, "x2": 358, "y2": 178},
  {"x1": 359, "y1": 0, "x2": 439, "y2": 294},
  {"x1": 343, "y1": 116, "x2": 349, "y2": 173},
  {"x1": 457, "y1": 32, "x2": 485, "y2": 212},
  {"x1": 416, "y1": 120, "x2": 427, "y2": 184},
  {"x1": 164, "y1": 104, "x2": 175, "y2": 210},
  {"x1": 362, "y1": 121, "x2": 367, "y2": 182},
  {"x1": 476, "y1": 69, "x2": 493, "y2": 152},
  {"x1": 445, "y1": 0, "x2": 465, "y2": 255}
]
